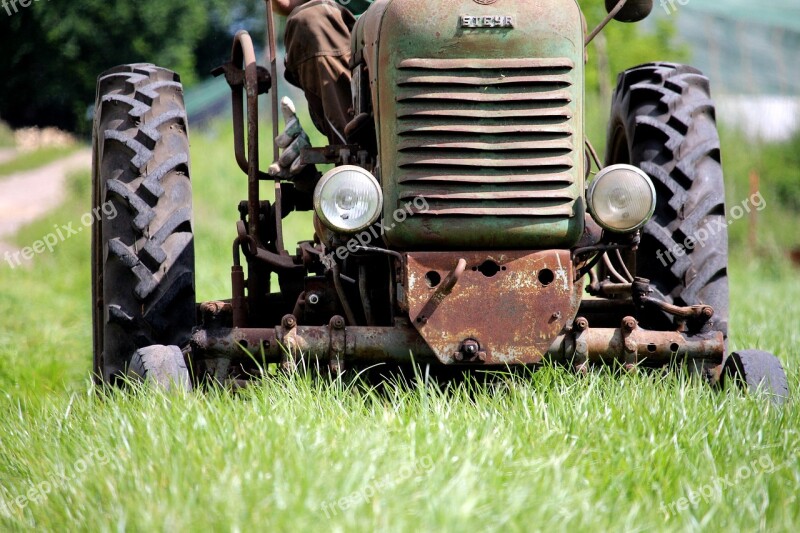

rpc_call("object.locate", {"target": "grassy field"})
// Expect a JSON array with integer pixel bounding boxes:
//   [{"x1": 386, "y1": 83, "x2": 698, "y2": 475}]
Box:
[{"x1": 0, "y1": 118, "x2": 798, "y2": 531}]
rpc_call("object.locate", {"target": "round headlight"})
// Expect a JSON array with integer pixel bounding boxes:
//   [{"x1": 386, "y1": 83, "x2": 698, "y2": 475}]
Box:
[
  {"x1": 313, "y1": 165, "x2": 382, "y2": 233},
  {"x1": 587, "y1": 164, "x2": 656, "y2": 233}
]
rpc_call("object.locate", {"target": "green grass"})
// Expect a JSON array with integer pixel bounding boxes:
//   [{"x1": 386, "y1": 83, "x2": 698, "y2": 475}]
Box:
[
  {"x1": 2, "y1": 369, "x2": 799, "y2": 531},
  {"x1": 0, "y1": 146, "x2": 79, "y2": 177},
  {"x1": 1, "y1": 118, "x2": 798, "y2": 531}
]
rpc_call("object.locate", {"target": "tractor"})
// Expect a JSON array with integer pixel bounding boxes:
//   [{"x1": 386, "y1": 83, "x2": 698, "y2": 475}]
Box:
[{"x1": 91, "y1": 0, "x2": 789, "y2": 401}]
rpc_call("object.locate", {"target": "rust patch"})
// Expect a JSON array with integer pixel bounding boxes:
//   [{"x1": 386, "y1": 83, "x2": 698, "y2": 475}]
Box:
[{"x1": 405, "y1": 250, "x2": 580, "y2": 364}]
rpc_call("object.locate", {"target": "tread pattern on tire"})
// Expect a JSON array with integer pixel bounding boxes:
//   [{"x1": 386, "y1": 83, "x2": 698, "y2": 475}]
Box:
[
  {"x1": 607, "y1": 62, "x2": 729, "y2": 336},
  {"x1": 93, "y1": 64, "x2": 195, "y2": 382}
]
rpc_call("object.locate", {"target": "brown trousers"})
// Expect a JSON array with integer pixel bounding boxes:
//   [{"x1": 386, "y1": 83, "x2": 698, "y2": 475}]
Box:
[{"x1": 284, "y1": 0, "x2": 355, "y2": 145}]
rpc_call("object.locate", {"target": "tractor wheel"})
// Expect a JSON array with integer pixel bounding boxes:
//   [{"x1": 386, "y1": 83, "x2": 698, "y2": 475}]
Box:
[
  {"x1": 606, "y1": 63, "x2": 728, "y2": 337},
  {"x1": 128, "y1": 345, "x2": 193, "y2": 392},
  {"x1": 92, "y1": 64, "x2": 196, "y2": 384},
  {"x1": 723, "y1": 350, "x2": 789, "y2": 405}
]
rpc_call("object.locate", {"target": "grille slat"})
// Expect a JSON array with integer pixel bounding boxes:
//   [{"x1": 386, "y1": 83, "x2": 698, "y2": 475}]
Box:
[
  {"x1": 398, "y1": 138, "x2": 572, "y2": 152},
  {"x1": 398, "y1": 58, "x2": 575, "y2": 69},
  {"x1": 399, "y1": 190, "x2": 575, "y2": 201},
  {"x1": 398, "y1": 154, "x2": 574, "y2": 169},
  {"x1": 395, "y1": 56, "x2": 578, "y2": 217},
  {"x1": 397, "y1": 107, "x2": 571, "y2": 120},
  {"x1": 411, "y1": 206, "x2": 576, "y2": 217},
  {"x1": 397, "y1": 74, "x2": 571, "y2": 86},
  {"x1": 398, "y1": 123, "x2": 572, "y2": 135},
  {"x1": 397, "y1": 172, "x2": 575, "y2": 185},
  {"x1": 397, "y1": 89, "x2": 572, "y2": 104}
]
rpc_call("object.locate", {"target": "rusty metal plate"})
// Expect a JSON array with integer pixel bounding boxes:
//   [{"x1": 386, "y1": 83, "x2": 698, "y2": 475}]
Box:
[{"x1": 405, "y1": 250, "x2": 580, "y2": 364}]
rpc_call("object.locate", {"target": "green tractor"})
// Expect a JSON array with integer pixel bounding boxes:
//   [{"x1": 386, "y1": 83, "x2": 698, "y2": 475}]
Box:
[{"x1": 91, "y1": 0, "x2": 788, "y2": 401}]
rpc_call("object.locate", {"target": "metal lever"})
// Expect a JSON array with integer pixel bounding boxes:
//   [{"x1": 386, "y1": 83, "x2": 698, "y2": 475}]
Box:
[{"x1": 414, "y1": 258, "x2": 467, "y2": 325}]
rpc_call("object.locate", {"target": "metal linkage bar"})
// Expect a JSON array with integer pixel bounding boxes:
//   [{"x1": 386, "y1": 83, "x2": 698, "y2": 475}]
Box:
[{"x1": 190, "y1": 317, "x2": 724, "y2": 367}]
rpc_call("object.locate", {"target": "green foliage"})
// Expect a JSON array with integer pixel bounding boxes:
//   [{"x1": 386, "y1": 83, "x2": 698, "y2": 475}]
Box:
[
  {"x1": 579, "y1": 2, "x2": 689, "y2": 103},
  {"x1": 759, "y1": 131, "x2": 800, "y2": 212},
  {"x1": 578, "y1": 4, "x2": 691, "y2": 159},
  {"x1": 0, "y1": 0, "x2": 257, "y2": 134},
  {"x1": 0, "y1": 120, "x2": 15, "y2": 148},
  {"x1": 721, "y1": 127, "x2": 800, "y2": 251}
]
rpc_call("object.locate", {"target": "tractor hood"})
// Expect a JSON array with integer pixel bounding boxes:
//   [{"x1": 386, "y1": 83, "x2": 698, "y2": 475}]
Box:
[{"x1": 356, "y1": 0, "x2": 586, "y2": 249}]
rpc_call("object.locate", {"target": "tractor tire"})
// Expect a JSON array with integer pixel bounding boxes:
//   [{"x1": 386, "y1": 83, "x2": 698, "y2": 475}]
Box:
[
  {"x1": 92, "y1": 64, "x2": 196, "y2": 384},
  {"x1": 723, "y1": 350, "x2": 789, "y2": 405},
  {"x1": 606, "y1": 63, "x2": 728, "y2": 337},
  {"x1": 128, "y1": 345, "x2": 193, "y2": 392}
]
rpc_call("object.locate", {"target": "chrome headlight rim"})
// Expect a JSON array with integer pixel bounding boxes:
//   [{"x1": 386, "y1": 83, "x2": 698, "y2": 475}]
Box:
[
  {"x1": 587, "y1": 163, "x2": 656, "y2": 233},
  {"x1": 313, "y1": 165, "x2": 383, "y2": 234}
]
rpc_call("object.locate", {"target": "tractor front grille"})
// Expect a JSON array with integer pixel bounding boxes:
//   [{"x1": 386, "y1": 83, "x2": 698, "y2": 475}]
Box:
[{"x1": 395, "y1": 57, "x2": 578, "y2": 217}]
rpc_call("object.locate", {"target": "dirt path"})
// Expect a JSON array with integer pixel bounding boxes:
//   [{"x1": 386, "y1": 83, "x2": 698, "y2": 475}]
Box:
[{"x1": 0, "y1": 149, "x2": 91, "y2": 256}]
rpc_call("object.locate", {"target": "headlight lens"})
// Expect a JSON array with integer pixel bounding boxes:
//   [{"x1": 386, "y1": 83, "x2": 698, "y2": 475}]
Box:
[
  {"x1": 313, "y1": 165, "x2": 382, "y2": 233},
  {"x1": 587, "y1": 164, "x2": 656, "y2": 233}
]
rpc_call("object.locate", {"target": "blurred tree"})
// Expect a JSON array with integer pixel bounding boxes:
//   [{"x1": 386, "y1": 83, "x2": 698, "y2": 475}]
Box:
[
  {"x1": 0, "y1": 0, "x2": 259, "y2": 134},
  {"x1": 580, "y1": 2, "x2": 690, "y2": 97}
]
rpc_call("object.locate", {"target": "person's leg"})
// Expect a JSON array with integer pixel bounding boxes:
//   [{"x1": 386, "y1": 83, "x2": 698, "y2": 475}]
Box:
[{"x1": 284, "y1": 0, "x2": 355, "y2": 145}]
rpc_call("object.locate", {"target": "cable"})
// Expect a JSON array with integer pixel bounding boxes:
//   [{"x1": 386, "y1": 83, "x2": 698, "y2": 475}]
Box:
[
  {"x1": 614, "y1": 248, "x2": 635, "y2": 282},
  {"x1": 603, "y1": 252, "x2": 629, "y2": 283}
]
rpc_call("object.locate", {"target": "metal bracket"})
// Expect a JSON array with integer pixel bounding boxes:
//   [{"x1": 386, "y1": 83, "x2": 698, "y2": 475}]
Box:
[
  {"x1": 328, "y1": 315, "x2": 346, "y2": 376},
  {"x1": 279, "y1": 314, "x2": 299, "y2": 373},
  {"x1": 572, "y1": 316, "x2": 589, "y2": 374},
  {"x1": 621, "y1": 316, "x2": 638, "y2": 370}
]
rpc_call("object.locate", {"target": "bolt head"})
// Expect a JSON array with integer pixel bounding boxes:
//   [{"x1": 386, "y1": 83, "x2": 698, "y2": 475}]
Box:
[
  {"x1": 331, "y1": 316, "x2": 345, "y2": 329},
  {"x1": 574, "y1": 317, "x2": 589, "y2": 331},
  {"x1": 622, "y1": 317, "x2": 637, "y2": 331}
]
